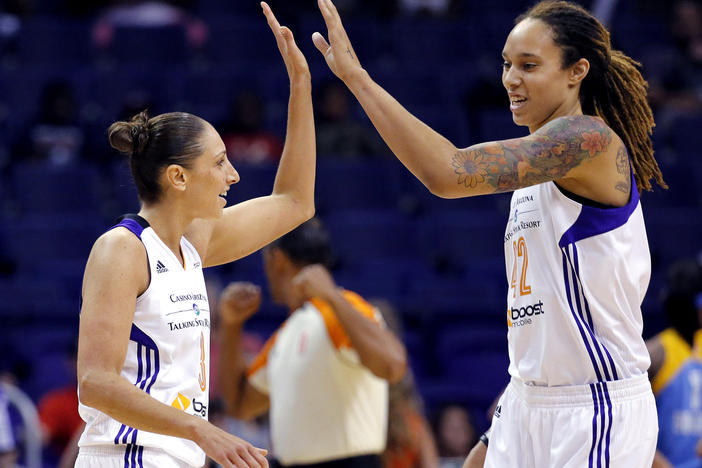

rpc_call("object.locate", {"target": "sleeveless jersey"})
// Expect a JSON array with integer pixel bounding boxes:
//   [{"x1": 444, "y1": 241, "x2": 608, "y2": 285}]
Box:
[
  {"x1": 504, "y1": 178, "x2": 650, "y2": 386},
  {"x1": 655, "y1": 329, "x2": 702, "y2": 468},
  {"x1": 78, "y1": 215, "x2": 210, "y2": 467}
]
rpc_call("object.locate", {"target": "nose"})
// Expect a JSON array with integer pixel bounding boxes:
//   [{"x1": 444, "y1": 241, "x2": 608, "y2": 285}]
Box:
[
  {"x1": 227, "y1": 160, "x2": 240, "y2": 185},
  {"x1": 503, "y1": 66, "x2": 520, "y2": 90}
]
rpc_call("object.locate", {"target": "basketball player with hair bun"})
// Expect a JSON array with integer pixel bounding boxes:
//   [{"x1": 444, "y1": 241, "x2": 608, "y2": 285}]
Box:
[
  {"x1": 311, "y1": 0, "x2": 665, "y2": 466},
  {"x1": 75, "y1": 3, "x2": 314, "y2": 467}
]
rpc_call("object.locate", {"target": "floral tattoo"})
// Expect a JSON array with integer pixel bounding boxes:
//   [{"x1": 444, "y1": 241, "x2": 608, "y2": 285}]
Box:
[{"x1": 451, "y1": 115, "x2": 613, "y2": 192}]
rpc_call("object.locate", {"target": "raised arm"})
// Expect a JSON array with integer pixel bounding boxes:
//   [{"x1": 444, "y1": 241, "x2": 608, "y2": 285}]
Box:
[
  {"x1": 216, "y1": 282, "x2": 271, "y2": 421},
  {"x1": 189, "y1": 3, "x2": 315, "y2": 267},
  {"x1": 312, "y1": 0, "x2": 625, "y2": 201},
  {"x1": 78, "y1": 232, "x2": 268, "y2": 468},
  {"x1": 294, "y1": 265, "x2": 407, "y2": 383}
]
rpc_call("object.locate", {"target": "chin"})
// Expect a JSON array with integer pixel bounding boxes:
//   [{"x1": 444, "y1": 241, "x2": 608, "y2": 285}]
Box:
[{"x1": 511, "y1": 113, "x2": 530, "y2": 127}]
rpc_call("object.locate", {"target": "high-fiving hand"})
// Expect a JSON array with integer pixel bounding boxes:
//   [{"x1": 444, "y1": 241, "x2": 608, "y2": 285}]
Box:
[
  {"x1": 261, "y1": 2, "x2": 310, "y2": 82},
  {"x1": 312, "y1": 0, "x2": 364, "y2": 83}
]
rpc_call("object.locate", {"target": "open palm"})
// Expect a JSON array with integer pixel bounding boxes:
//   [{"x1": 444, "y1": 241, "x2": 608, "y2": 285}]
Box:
[{"x1": 312, "y1": 0, "x2": 364, "y2": 83}]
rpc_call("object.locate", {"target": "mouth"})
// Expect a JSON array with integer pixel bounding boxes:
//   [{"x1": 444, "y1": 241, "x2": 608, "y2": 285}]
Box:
[
  {"x1": 509, "y1": 95, "x2": 527, "y2": 111},
  {"x1": 218, "y1": 190, "x2": 228, "y2": 203}
]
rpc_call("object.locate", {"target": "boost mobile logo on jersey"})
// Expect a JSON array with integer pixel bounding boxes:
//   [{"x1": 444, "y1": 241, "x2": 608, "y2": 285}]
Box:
[{"x1": 507, "y1": 300, "x2": 545, "y2": 327}]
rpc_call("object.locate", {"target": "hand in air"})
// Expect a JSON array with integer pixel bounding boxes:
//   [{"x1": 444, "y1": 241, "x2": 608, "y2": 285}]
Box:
[
  {"x1": 219, "y1": 282, "x2": 262, "y2": 326},
  {"x1": 292, "y1": 264, "x2": 338, "y2": 302},
  {"x1": 312, "y1": 0, "x2": 364, "y2": 83},
  {"x1": 261, "y1": 2, "x2": 310, "y2": 81}
]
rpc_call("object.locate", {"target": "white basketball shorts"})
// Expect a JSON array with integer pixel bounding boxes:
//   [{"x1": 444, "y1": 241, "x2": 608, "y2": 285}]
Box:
[
  {"x1": 76, "y1": 445, "x2": 197, "y2": 468},
  {"x1": 485, "y1": 374, "x2": 657, "y2": 468}
]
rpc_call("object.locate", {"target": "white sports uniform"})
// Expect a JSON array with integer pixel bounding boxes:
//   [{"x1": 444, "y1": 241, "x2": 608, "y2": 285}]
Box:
[
  {"x1": 77, "y1": 215, "x2": 210, "y2": 468},
  {"x1": 486, "y1": 176, "x2": 658, "y2": 467},
  {"x1": 247, "y1": 291, "x2": 388, "y2": 466}
]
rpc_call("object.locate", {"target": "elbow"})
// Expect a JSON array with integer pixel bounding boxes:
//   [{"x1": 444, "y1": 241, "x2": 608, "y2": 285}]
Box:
[
  {"x1": 77, "y1": 370, "x2": 103, "y2": 409},
  {"x1": 424, "y1": 175, "x2": 455, "y2": 199},
  {"x1": 386, "y1": 353, "x2": 408, "y2": 385},
  {"x1": 372, "y1": 352, "x2": 408, "y2": 385},
  {"x1": 301, "y1": 203, "x2": 315, "y2": 222}
]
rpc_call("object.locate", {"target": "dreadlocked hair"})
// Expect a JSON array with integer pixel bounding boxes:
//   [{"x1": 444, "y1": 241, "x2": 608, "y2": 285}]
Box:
[{"x1": 517, "y1": 1, "x2": 666, "y2": 192}]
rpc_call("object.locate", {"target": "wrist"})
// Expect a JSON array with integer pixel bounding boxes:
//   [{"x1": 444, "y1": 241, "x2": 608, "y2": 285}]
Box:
[
  {"x1": 290, "y1": 73, "x2": 312, "y2": 89},
  {"x1": 185, "y1": 414, "x2": 208, "y2": 445},
  {"x1": 342, "y1": 68, "x2": 369, "y2": 92},
  {"x1": 320, "y1": 287, "x2": 344, "y2": 304}
]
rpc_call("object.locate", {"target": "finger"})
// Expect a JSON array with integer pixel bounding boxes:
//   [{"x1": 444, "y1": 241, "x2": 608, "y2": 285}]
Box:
[
  {"x1": 317, "y1": 0, "x2": 335, "y2": 29},
  {"x1": 252, "y1": 447, "x2": 269, "y2": 466},
  {"x1": 280, "y1": 26, "x2": 296, "y2": 46},
  {"x1": 323, "y1": 0, "x2": 357, "y2": 55},
  {"x1": 229, "y1": 452, "x2": 247, "y2": 468},
  {"x1": 238, "y1": 448, "x2": 260, "y2": 468},
  {"x1": 261, "y1": 2, "x2": 281, "y2": 32},
  {"x1": 261, "y1": 2, "x2": 288, "y2": 52},
  {"x1": 312, "y1": 31, "x2": 330, "y2": 54}
]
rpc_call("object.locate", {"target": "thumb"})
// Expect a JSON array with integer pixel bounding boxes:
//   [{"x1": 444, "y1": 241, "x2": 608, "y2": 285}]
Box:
[
  {"x1": 312, "y1": 32, "x2": 330, "y2": 54},
  {"x1": 280, "y1": 26, "x2": 295, "y2": 44}
]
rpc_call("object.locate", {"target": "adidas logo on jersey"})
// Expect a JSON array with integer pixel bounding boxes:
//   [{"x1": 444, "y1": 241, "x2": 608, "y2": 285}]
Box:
[
  {"x1": 494, "y1": 405, "x2": 502, "y2": 419},
  {"x1": 156, "y1": 260, "x2": 168, "y2": 274}
]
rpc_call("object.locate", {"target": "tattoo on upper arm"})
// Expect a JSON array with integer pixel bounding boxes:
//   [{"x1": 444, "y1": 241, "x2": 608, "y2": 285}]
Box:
[
  {"x1": 451, "y1": 116, "x2": 613, "y2": 193},
  {"x1": 346, "y1": 47, "x2": 354, "y2": 59},
  {"x1": 615, "y1": 146, "x2": 631, "y2": 194}
]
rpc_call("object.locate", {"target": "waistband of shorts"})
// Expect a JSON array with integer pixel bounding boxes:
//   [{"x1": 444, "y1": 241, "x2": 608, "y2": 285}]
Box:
[{"x1": 508, "y1": 373, "x2": 652, "y2": 408}]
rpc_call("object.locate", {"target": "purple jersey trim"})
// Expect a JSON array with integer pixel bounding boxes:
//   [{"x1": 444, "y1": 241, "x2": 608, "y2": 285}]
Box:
[
  {"x1": 558, "y1": 176, "x2": 639, "y2": 248},
  {"x1": 110, "y1": 214, "x2": 149, "y2": 239}
]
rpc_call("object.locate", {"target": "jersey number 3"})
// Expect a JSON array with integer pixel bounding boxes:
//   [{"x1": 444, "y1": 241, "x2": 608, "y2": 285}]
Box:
[
  {"x1": 510, "y1": 236, "x2": 532, "y2": 298},
  {"x1": 198, "y1": 331, "x2": 207, "y2": 392}
]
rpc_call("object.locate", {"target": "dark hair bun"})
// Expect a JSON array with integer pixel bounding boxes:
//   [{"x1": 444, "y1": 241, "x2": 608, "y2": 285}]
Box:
[{"x1": 107, "y1": 111, "x2": 150, "y2": 156}]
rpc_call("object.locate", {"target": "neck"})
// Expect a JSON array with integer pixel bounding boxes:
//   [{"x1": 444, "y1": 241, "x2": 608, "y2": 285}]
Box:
[
  {"x1": 281, "y1": 269, "x2": 306, "y2": 313},
  {"x1": 138, "y1": 202, "x2": 194, "y2": 258},
  {"x1": 529, "y1": 100, "x2": 583, "y2": 134}
]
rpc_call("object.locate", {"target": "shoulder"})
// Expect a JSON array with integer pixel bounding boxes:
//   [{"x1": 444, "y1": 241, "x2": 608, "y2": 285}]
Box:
[
  {"x1": 536, "y1": 115, "x2": 619, "y2": 148},
  {"x1": 91, "y1": 227, "x2": 146, "y2": 263},
  {"x1": 84, "y1": 227, "x2": 149, "y2": 290}
]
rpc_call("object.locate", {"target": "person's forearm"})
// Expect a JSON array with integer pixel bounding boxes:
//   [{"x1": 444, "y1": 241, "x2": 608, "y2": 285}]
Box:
[
  {"x1": 325, "y1": 290, "x2": 407, "y2": 383},
  {"x1": 344, "y1": 70, "x2": 458, "y2": 196},
  {"x1": 78, "y1": 370, "x2": 205, "y2": 443},
  {"x1": 272, "y1": 76, "x2": 316, "y2": 216},
  {"x1": 218, "y1": 324, "x2": 249, "y2": 418}
]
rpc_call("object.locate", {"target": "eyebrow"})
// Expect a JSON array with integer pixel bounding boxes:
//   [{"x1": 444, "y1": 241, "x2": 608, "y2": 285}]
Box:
[
  {"x1": 215, "y1": 150, "x2": 227, "y2": 158},
  {"x1": 502, "y1": 52, "x2": 540, "y2": 59}
]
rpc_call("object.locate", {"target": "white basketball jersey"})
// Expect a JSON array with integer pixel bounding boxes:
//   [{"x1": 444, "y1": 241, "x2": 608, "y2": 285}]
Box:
[
  {"x1": 504, "y1": 178, "x2": 651, "y2": 386},
  {"x1": 78, "y1": 215, "x2": 210, "y2": 467}
]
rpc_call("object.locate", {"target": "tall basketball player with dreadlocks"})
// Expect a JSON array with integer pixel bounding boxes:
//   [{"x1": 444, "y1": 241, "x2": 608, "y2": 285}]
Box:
[{"x1": 310, "y1": 0, "x2": 666, "y2": 466}]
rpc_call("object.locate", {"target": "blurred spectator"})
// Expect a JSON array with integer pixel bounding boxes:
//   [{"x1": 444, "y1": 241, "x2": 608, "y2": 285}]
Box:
[
  {"x1": 433, "y1": 405, "x2": 476, "y2": 467},
  {"x1": 37, "y1": 343, "x2": 81, "y2": 465},
  {"x1": 373, "y1": 299, "x2": 439, "y2": 468},
  {"x1": 397, "y1": 0, "x2": 455, "y2": 17},
  {"x1": 0, "y1": 385, "x2": 16, "y2": 468},
  {"x1": 645, "y1": 0, "x2": 702, "y2": 118},
  {"x1": 315, "y1": 80, "x2": 388, "y2": 158},
  {"x1": 92, "y1": 0, "x2": 207, "y2": 50},
  {"x1": 13, "y1": 80, "x2": 85, "y2": 166},
  {"x1": 218, "y1": 91, "x2": 284, "y2": 165},
  {"x1": 647, "y1": 258, "x2": 702, "y2": 468},
  {"x1": 206, "y1": 277, "x2": 270, "y2": 468}
]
